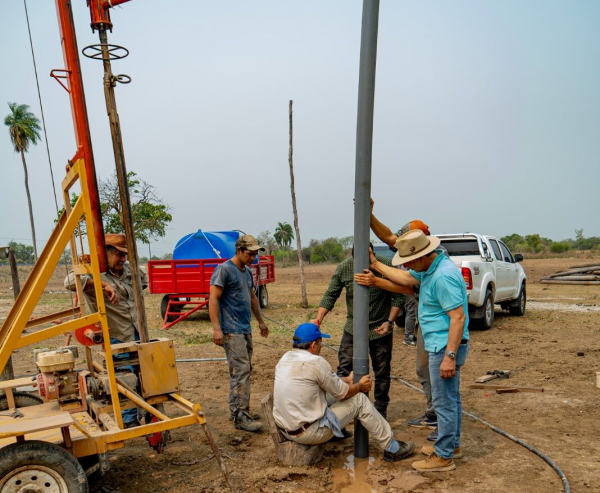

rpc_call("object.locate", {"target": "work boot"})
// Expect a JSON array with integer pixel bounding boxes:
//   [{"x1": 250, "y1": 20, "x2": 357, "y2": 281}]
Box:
[
  {"x1": 234, "y1": 411, "x2": 262, "y2": 433},
  {"x1": 421, "y1": 445, "x2": 462, "y2": 459},
  {"x1": 329, "y1": 427, "x2": 353, "y2": 443},
  {"x1": 383, "y1": 441, "x2": 415, "y2": 462},
  {"x1": 412, "y1": 453, "x2": 456, "y2": 472},
  {"x1": 229, "y1": 411, "x2": 260, "y2": 421}
]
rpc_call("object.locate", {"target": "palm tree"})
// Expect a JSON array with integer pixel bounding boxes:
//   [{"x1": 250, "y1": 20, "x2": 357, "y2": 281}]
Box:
[
  {"x1": 4, "y1": 103, "x2": 41, "y2": 261},
  {"x1": 274, "y1": 222, "x2": 294, "y2": 250}
]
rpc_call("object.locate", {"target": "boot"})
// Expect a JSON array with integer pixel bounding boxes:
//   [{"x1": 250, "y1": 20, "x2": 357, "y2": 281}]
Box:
[
  {"x1": 383, "y1": 441, "x2": 415, "y2": 462},
  {"x1": 421, "y1": 445, "x2": 462, "y2": 459},
  {"x1": 412, "y1": 453, "x2": 456, "y2": 472},
  {"x1": 234, "y1": 410, "x2": 262, "y2": 433}
]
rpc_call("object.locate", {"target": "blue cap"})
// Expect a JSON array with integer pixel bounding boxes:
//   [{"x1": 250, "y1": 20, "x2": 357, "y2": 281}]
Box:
[{"x1": 294, "y1": 323, "x2": 331, "y2": 344}]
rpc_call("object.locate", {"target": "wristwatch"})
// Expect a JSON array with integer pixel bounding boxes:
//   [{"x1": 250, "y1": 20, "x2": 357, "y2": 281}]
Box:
[
  {"x1": 387, "y1": 320, "x2": 395, "y2": 326},
  {"x1": 445, "y1": 350, "x2": 456, "y2": 359}
]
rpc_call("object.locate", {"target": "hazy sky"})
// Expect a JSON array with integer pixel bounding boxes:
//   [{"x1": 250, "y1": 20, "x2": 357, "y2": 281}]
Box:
[{"x1": 1, "y1": 1, "x2": 599, "y2": 257}]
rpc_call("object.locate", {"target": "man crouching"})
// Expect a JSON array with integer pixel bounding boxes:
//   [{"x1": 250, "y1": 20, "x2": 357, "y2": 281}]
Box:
[{"x1": 273, "y1": 323, "x2": 415, "y2": 462}]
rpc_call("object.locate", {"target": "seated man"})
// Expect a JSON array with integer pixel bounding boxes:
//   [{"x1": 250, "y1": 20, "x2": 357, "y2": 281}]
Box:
[{"x1": 272, "y1": 323, "x2": 414, "y2": 462}]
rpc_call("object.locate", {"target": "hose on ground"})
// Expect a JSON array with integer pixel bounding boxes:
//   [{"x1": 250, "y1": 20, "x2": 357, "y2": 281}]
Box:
[{"x1": 262, "y1": 313, "x2": 571, "y2": 493}]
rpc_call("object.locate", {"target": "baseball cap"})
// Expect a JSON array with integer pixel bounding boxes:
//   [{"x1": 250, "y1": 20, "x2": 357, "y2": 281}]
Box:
[
  {"x1": 293, "y1": 323, "x2": 331, "y2": 344},
  {"x1": 105, "y1": 233, "x2": 127, "y2": 253},
  {"x1": 396, "y1": 220, "x2": 430, "y2": 237},
  {"x1": 235, "y1": 234, "x2": 265, "y2": 252}
]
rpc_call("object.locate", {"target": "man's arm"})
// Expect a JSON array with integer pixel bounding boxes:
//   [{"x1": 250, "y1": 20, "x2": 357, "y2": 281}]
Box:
[
  {"x1": 370, "y1": 199, "x2": 398, "y2": 247},
  {"x1": 310, "y1": 266, "x2": 344, "y2": 324},
  {"x1": 64, "y1": 273, "x2": 119, "y2": 304},
  {"x1": 369, "y1": 254, "x2": 420, "y2": 287},
  {"x1": 342, "y1": 374, "x2": 373, "y2": 401},
  {"x1": 209, "y1": 284, "x2": 224, "y2": 346},
  {"x1": 374, "y1": 305, "x2": 401, "y2": 336},
  {"x1": 251, "y1": 289, "x2": 269, "y2": 338},
  {"x1": 354, "y1": 270, "x2": 415, "y2": 294},
  {"x1": 439, "y1": 306, "x2": 466, "y2": 379}
]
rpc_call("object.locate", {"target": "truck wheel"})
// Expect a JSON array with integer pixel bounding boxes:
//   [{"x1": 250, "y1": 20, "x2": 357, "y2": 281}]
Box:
[
  {"x1": 160, "y1": 295, "x2": 181, "y2": 322},
  {"x1": 0, "y1": 392, "x2": 42, "y2": 411},
  {"x1": 509, "y1": 283, "x2": 526, "y2": 316},
  {"x1": 259, "y1": 286, "x2": 269, "y2": 309},
  {"x1": 0, "y1": 440, "x2": 88, "y2": 492},
  {"x1": 477, "y1": 290, "x2": 494, "y2": 330}
]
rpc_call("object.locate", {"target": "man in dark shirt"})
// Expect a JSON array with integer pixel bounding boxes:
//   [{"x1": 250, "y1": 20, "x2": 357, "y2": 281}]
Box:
[
  {"x1": 311, "y1": 244, "x2": 404, "y2": 419},
  {"x1": 210, "y1": 234, "x2": 269, "y2": 433}
]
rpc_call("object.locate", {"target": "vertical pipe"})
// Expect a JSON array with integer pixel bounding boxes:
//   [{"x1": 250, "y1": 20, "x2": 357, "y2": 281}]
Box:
[
  {"x1": 54, "y1": 0, "x2": 107, "y2": 272},
  {"x1": 353, "y1": 0, "x2": 380, "y2": 459}
]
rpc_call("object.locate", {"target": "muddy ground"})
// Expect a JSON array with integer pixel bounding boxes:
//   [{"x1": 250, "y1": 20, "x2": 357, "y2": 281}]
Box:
[{"x1": 1, "y1": 255, "x2": 599, "y2": 493}]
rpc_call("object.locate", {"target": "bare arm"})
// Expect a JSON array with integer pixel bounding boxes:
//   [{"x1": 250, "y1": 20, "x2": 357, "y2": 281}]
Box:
[
  {"x1": 251, "y1": 289, "x2": 269, "y2": 338},
  {"x1": 209, "y1": 285, "x2": 224, "y2": 346},
  {"x1": 370, "y1": 259, "x2": 420, "y2": 287},
  {"x1": 439, "y1": 306, "x2": 466, "y2": 380},
  {"x1": 370, "y1": 199, "x2": 398, "y2": 247},
  {"x1": 66, "y1": 274, "x2": 119, "y2": 305},
  {"x1": 354, "y1": 270, "x2": 415, "y2": 294},
  {"x1": 309, "y1": 306, "x2": 330, "y2": 326}
]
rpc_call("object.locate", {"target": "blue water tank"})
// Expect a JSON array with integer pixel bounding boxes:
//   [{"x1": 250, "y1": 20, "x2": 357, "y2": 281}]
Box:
[{"x1": 173, "y1": 230, "x2": 241, "y2": 260}]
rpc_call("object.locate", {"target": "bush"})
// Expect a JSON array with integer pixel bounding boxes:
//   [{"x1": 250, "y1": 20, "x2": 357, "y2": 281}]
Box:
[{"x1": 550, "y1": 242, "x2": 570, "y2": 254}]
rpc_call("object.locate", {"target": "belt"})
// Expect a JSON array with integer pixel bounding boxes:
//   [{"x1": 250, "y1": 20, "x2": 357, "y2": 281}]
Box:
[{"x1": 284, "y1": 421, "x2": 313, "y2": 436}]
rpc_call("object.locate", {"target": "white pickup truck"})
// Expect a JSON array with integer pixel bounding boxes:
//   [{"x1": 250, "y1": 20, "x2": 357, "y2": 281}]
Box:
[{"x1": 435, "y1": 234, "x2": 527, "y2": 330}]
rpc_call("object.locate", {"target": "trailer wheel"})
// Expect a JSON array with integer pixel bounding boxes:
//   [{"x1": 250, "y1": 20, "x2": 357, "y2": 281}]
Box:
[
  {"x1": 259, "y1": 286, "x2": 269, "y2": 309},
  {"x1": 0, "y1": 392, "x2": 42, "y2": 411},
  {"x1": 0, "y1": 440, "x2": 88, "y2": 493},
  {"x1": 160, "y1": 295, "x2": 181, "y2": 322}
]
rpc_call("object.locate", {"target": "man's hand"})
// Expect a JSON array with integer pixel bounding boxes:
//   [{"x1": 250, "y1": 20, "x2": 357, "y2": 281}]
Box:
[
  {"x1": 369, "y1": 250, "x2": 378, "y2": 268},
  {"x1": 358, "y1": 375, "x2": 373, "y2": 393},
  {"x1": 213, "y1": 328, "x2": 224, "y2": 347},
  {"x1": 355, "y1": 269, "x2": 377, "y2": 287},
  {"x1": 374, "y1": 321, "x2": 392, "y2": 336},
  {"x1": 102, "y1": 283, "x2": 119, "y2": 304},
  {"x1": 309, "y1": 318, "x2": 320, "y2": 326},
  {"x1": 259, "y1": 322, "x2": 269, "y2": 338},
  {"x1": 440, "y1": 355, "x2": 456, "y2": 379}
]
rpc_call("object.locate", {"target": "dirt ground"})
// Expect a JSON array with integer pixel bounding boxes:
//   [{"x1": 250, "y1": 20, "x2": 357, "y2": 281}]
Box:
[{"x1": 1, "y1": 254, "x2": 600, "y2": 493}]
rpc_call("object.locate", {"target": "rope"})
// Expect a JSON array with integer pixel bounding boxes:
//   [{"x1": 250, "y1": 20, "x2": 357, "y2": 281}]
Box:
[{"x1": 261, "y1": 312, "x2": 570, "y2": 493}]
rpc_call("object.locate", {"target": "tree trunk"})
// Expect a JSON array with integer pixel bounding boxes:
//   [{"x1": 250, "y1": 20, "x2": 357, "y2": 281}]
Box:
[
  {"x1": 20, "y1": 151, "x2": 38, "y2": 261},
  {"x1": 288, "y1": 100, "x2": 308, "y2": 308}
]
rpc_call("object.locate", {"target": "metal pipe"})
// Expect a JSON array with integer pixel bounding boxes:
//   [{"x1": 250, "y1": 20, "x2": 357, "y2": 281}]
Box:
[
  {"x1": 353, "y1": 0, "x2": 380, "y2": 459},
  {"x1": 176, "y1": 358, "x2": 227, "y2": 363},
  {"x1": 97, "y1": 27, "x2": 149, "y2": 343}
]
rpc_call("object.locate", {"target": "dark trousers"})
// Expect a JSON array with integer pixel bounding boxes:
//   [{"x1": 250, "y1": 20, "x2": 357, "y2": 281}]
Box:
[{"x1": 337, "y1": 330, "x2": 393, "y2": 413}]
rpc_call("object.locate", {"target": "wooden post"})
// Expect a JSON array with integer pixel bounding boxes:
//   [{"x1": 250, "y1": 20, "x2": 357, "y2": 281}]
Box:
[{"x1": 0, "y1": 250, "x2": 20, "y2": 381}]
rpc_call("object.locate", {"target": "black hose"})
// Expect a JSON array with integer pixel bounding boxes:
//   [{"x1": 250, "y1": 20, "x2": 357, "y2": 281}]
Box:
[{"x1": 262, "y1": 313, "x2": 571, "y2": 493}]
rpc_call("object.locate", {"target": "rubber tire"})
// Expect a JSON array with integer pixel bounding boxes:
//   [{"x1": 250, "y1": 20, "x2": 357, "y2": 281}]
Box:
[
  {"x1": 259, "y1": 286, "x2": 269, "y2": 309},
  {"x1": 476, "y1": 290, "x2": 494, "y2": 330},
  {"x1": 0, "y1": 392, "x2": 42, "y2": 411},
  {"x1": 0, "y1": 440, "x2": 88, "y2": 492},
  {"x1": 509, "y1": 283, "x2": 526, "y2": 316},
  {"x1": 160, "y1": 294, "x2": 181, "y2": 322}
]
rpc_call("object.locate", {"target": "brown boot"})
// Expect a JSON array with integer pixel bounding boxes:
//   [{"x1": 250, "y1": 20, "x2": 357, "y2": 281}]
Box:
[
  {"x1": 421, "y1": 445, "x2": 462, "y2": 459},
  {"x1": 412, "y1": 453, "x2": 456, "y2": 472}
]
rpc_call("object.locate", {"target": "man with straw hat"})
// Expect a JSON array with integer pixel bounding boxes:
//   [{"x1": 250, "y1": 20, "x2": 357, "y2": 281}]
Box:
[{"x1": 355, "y1": 230, "x2": 469, "y2": 472}]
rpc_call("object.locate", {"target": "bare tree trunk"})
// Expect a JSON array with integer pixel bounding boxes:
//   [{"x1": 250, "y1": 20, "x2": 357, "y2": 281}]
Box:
[
  {"x1": 20, "y1": 150, "x2": 38, "y2": 261},
  {"x1": 288, "y1": 100, "x2": 308, "y2": 308}
]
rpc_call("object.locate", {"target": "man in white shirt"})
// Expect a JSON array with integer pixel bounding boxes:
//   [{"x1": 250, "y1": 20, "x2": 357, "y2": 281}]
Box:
[{"x1": 273, "y1": 323, "x2": 414, "y2": 462}]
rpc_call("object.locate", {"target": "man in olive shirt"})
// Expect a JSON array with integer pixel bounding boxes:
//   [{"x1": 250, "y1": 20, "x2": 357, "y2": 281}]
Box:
[{"x1": 311, "y1": 244, "x2": 404, "y2": 419}]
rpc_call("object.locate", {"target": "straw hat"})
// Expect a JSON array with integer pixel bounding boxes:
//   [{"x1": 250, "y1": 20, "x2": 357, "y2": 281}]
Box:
[{"x1": 392, "y1": 230, "x2": 440, "y2": 266}]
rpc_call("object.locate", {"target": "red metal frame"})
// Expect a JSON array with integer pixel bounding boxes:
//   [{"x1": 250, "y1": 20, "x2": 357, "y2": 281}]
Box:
[{"x1": 148, "y1": 256, "x2": 276, "y2": 329}]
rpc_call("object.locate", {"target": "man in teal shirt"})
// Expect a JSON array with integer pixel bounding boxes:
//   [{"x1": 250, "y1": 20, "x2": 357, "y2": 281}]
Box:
[{"x1": 355, "y1": 230, "x2": 469, "y2": 473}]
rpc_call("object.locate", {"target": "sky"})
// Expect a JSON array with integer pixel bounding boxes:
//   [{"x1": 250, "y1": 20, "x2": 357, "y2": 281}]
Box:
[{"x1": 1, "y1": 0, "x2": 599, "y2": 257}]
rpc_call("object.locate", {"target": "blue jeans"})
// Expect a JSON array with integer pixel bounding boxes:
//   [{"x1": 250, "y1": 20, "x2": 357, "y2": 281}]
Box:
[
  {"x1": 428, "y1": 341, "x2": 469, "y2": 459},
  {"x1": 110, "y1": 334, "x2": 139, "y2": 425}
]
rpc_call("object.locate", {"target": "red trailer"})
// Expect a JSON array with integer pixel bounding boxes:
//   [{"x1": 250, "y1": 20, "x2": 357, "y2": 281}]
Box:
[{"x1": 148, "y1": 256, "x2": 275, "y2": 329}]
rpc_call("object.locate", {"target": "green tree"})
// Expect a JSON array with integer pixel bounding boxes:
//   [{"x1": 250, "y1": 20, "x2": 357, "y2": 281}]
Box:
[
  {"x1": 4, "y1": 103, "x2": 41, "y2": 261},
  {"x1": 274, "y1": 222, "x2": 294, "y2": 249},
  {"x1": 501, "y1": 234, "x2": 524, "y2": 252},
  {"x1": 7, "y1": 241, "x2": 34, "y2": 264},
  {"x1": 525, "y1": 234, "x2": 542, "y2": 254},
  {"x1": 311, "y1": 237, "x2": 345, "y2": 264},
  {"x1": 575, "y1": 229, "x2": 584, "y2": 250},
  {"x1": 99, "y1": 171, "x2": 172, "y2": 245}
]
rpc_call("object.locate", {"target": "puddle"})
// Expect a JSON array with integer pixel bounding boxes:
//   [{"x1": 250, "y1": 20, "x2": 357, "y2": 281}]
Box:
[
  {"x1": 527, "y1": 301, "x2": 600, "y2": 313},
  {"x1": 331, "y1": 453, "x2": 428, "y2": 492},
  {"x1": 331, "y1": 454, "x2": 376, "y2": 493}
]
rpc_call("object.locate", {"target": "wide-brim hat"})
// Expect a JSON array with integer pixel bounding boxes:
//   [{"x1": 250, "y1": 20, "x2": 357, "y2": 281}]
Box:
[
  {"x1": 105, "y1": 233, "x2": 128, "y2": 253},
  {"x1": 392, "y1": 230, "x2": 440, "y2": 266}
]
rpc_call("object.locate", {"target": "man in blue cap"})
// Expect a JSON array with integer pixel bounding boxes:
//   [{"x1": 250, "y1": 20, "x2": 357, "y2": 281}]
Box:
[{"x1": 272, "y1": 323, "x2": 414, "y2": 462}]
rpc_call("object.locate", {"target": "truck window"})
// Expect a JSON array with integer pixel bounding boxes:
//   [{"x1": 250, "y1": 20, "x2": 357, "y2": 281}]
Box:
[
  {"x1": 438, "y1": 239, "x2": 480, "y2": 256},
  {"x1": 372, "y1": 245, "x2": 395, "y2": 260},
  {"x1": 489, "y1": 240, "x2": 502, "y2": 261},
  {"x1": 498, "y1": 241, "x2": 514, "y2": 263}
]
